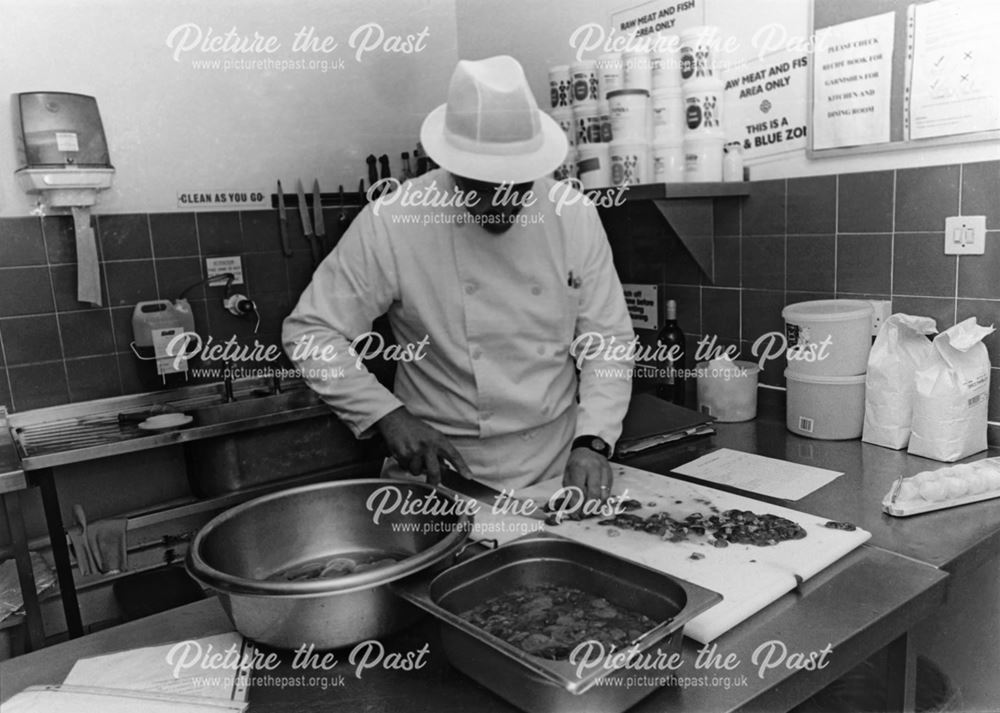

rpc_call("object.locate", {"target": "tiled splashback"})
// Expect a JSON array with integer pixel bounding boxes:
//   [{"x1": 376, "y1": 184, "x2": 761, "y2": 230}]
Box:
[
  {"x1": 613, "y1": 160, "x2": 1000, "y2": 424},
  {"x1": 0, "y1": 208, "x2": 342, "y2": 411}
]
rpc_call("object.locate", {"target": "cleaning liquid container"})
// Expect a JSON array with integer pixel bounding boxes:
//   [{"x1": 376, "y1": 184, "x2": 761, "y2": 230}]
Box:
[
  {"x1": 609, "y1": 141, "x2": 650, "y2": 185},
  {"x1": 576, "y1": 143, "x2": 611, "y2": 188},
  {"x1": 782, "y1": 299, "x2": 873, "y2": 377},
  {"x1": 548, "y1": 65, "x2": 572, "y2": 108},
  {"x1": 597, "y1": 53, "x2": 623, "y2": 98},
  {"x1": 683, "y1": 132, "x2": 724, "y2": 182},
  {"x1": 608, "y1": 89, "x2": 649, "y2": 142},
  {"x1": 785, "y1": 370, "x2": 867, "y2": 439},
  {"x1": 652, "y1": 141, "x2": 684, "y2": 183},
  {"x1": 697, "y1": 359, "x2": 760, "y2": 422}
]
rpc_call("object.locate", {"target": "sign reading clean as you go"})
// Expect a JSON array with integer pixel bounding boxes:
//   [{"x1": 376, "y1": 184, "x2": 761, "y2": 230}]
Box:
[{"x1": 177, "y1": 190, "x2": 268, "y2": 208}]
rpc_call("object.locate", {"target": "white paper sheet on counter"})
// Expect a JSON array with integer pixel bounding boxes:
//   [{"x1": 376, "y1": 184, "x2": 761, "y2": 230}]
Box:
[
  {"x1": 0, "y1": 685, "x2": 245, "y2": 713},
  {"x1": 62, "y1": 632, "x2": 252, "y2": 704},
  {"x1": 672, "y1": 448, "x2": 842, "y2": 500}
]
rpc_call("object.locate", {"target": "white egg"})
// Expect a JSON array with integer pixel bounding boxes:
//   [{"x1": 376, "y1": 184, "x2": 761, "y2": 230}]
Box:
[
  {"x1": 986, "y1": 471, "x2": 1000, "y2": 492},
  {"x1": 944, "y1": 477, "x2": 969, "y2": 499},
  {"x1": 912, "y1": 471, "x2": 937, "y2": 485},
  {"x1": 919, "y1": 480, "x2": 948, "y2": 502},
  {"x1": 897, "y1": 480, "x2": 920, "y2": 501}
]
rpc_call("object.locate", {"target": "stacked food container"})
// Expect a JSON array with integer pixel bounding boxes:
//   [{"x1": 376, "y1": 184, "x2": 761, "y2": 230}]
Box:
[
  {"x1": 782, "y1": 300, "x2": 874, "y2": 440},
  {"x1": 678, "y1": 26, "x2": 726, "y2": 182},
  {"x1": 548, "y1": 27, "x2": 740, "y2": 187}
]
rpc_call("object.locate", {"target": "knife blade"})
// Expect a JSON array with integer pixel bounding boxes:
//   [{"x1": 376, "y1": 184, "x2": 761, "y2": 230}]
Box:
[
  {"x1": 338, "y1": 184, "x2": 347, "y2": 223},
  {"x1": 359, "y1": 178, "x2": 367, "y2": 204},
  {"x1": 276, "y1": 180, "x2": 292, "y2": 257},
  {"x1": 441, "y1": 469, "x2": 550, "y2": 522},
  {"x1": 312, "y1": 179, "x2": 326, "y2": 257},
  {"x1": 296, "y1": 180, "x2": 321, "y2": 267}
]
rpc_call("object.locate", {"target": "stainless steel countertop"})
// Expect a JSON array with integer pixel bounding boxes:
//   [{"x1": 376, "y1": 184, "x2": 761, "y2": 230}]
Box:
[
  {"x1": 624, "y1": 399, "x2": 1000, "y2": 577},
  {"x1": 0, "y1": 548, "x2": 947, "y2": 713},
  {"x1": 3, "y1": 377, "x2": 331, "y2": 472}
]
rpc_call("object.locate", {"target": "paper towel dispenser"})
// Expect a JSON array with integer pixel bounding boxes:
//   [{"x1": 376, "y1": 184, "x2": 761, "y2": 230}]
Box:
[{"x1": 12, "y1": 92, "x2": 114, "y2": 206}]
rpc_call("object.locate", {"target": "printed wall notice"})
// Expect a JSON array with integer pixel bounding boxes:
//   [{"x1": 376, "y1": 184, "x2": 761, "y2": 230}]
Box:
[
  {"x1": 177, "y1": 189, "x2": 268, "y2": 209},
  {"x1": 812, "y1": 12, "x2": 895, "y2": 149},
  {"x1": 723, "y1": 49, "x2": 809, "y2": 158},
  {"x1": 622, "y1": 284, "x2": 659, "y2": 330},
  {"x1": 610, "y1": 0, "x2": 701, "y2": 37},
  {"x1": 906, "y1": 0, "x2": 1000, "y2": 140}
]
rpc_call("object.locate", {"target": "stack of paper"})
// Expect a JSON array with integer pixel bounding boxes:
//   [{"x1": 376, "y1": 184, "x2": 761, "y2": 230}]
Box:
[{"x1": 1, "y1": 632, "x2": 253, "y2": 713}]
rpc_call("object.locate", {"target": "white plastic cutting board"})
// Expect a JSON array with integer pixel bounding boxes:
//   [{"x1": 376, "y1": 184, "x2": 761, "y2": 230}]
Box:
[{"x1": 474, "y1": 464, "x2": 870, "y2": 643}]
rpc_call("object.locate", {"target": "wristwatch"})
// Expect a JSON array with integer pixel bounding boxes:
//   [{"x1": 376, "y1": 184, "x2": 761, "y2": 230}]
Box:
[{"x1": 572, "y1": 435, "x2": 612, "y2": 459}]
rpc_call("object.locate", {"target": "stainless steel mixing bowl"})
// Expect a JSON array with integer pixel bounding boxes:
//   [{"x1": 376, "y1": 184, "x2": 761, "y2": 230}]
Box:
[{"x1": 186, "y1": 478, "x2": 471, "y2": 649}]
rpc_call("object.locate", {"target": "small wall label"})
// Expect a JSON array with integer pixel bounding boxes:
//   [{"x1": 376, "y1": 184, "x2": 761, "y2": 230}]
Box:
[{"x1": 177, "y1": 190, "x2": 267, "y2": 208}]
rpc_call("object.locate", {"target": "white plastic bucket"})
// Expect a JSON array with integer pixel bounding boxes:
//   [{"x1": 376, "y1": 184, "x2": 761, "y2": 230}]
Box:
[
  {"x1": 608, "y1": 89, "x2": 649, "y2": 142},
  {"x1": 680, "y1": 26, "x2": 719, "y2": 81},
  {"x1": 576, "y1": 143, "x2": 611, "y2": 189},
  {"x1": 652, "y1": 142, "x2": 684, "y2": 183},
  {"x1": 785, "y1": 370, "x2": 867, "y2": 440},
  {"x1": 572, "y1": 102, "x2": 602, "y2": 145},
  {"x1": 651, "y1": 38, "x2": 682, "y2": 90},
  {"x1": 597, "y1": 53, "x2": 623, "y2": 98},
  {"x1": 781, "y1": 299, "x2": 874, "y2": 377},
  {"x1": 697, "y1": 359, "x2": 760, "y2": 422},
  {"x1": 570, "y1": 60, "x2": 600, "y2": 104},
  {"x1": 622, "y1": 49, "x2": 653, "y2": 92},
  {"x1": 609, "y1": 141, "x2": 649, "y2": 186},
  {"x1": 683, "y1": 133, "x2": 723, "y2": 182},
  {"x1": 683, "y1": 78, "x2": 724, "y2": 133},
  {"x1": 550, "y1": 107, "x2": 575, "y2": 147},
  {"x1": 553, "y1": 146, "x2": 577, "y2": 182},
  {"x1": 651, "y1": 87, "x2": 684, "y2": 143},
  {"x1": 598, "y1": 100, "x2": 613, "y2": 142},
  {"x1": 548, "y1": 65, "x2": 572, "y2": 109}
]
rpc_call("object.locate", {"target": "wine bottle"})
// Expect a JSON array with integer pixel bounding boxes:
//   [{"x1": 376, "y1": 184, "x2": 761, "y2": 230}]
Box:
[{"x1": 655, "y1": 299, "x2": 687, "y2": 405}]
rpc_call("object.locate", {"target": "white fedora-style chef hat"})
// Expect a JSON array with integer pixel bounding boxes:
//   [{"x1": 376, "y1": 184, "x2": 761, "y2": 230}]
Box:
[{"x1": 420, "y1": 55, "x2": 568, "y2": 184}]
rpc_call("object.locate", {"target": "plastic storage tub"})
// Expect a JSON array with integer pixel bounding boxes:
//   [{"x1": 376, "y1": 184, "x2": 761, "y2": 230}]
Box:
[
  {"x1": 696, "y1": 359, "x2": 760, "y2": 422},
  {"x1": 785, "y1": 370, "x2": 866, "y2": 439},
  {"x1": 782, "y1": 299, "x2": 873, "y2": 377}
]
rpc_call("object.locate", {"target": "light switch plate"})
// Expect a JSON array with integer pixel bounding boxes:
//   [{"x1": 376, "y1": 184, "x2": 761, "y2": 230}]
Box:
[{"x1": 944, "y1": 215, "x2": 986, "y2": 255}]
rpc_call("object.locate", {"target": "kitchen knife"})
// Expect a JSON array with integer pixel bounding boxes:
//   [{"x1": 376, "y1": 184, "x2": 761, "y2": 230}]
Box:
[
  {"x1": 276, "y1": 180, "x2": 292, "y2": 257},
  {"x1": 441, "y1": 469, "x2": 549, "y2": 522},
  {"x1": 365, "y1": 154, "x2": 378, "y2": 192},
  {"x1": 378, "y1": 154, "x2": 392, "y2": 195},
  {"x1": 296, "y1": 180, "x2": 321, "y2": 267},
  {"x1": 312, "y1": 179, "x2": 326, "y2": 258},
  {"x1": 338, "y1": 184, "x2": 347, "y2": 224},
  {"x1": 359, "y1": 178, "x2": 367, "y2": 205}
]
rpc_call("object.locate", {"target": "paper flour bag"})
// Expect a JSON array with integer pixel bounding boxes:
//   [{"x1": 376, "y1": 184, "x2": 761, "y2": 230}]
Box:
[
  {"x1": 908, "y1": 318, "x2": 995, "y2": 462},
  {"x1": 863, "y1": 314, "x2": 937, "y2": 449}
]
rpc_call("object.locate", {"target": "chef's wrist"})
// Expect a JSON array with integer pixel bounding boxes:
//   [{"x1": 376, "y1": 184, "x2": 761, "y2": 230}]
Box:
[{"x1": 572, "y1": 435, "x2": 612, "y2": 459}]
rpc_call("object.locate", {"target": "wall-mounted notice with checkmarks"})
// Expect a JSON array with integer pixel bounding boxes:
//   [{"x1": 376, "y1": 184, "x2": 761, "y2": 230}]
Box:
[{"x1": 906, "y1": 0, "x2": 1000, "y2": 140}]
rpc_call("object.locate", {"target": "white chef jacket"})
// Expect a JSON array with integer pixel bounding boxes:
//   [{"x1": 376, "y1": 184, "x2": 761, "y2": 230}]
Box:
[{"x1": 282, "y1": 169, "x2": 634, "y2": 487}]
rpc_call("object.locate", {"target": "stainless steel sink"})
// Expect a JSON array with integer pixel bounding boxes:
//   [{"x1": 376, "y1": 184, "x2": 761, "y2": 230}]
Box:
[{"x1": 191, "y1": 387, "x2": 322, "y2": 426}]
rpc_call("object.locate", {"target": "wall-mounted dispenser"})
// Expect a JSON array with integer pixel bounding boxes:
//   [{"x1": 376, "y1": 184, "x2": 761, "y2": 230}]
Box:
[
  {"x1": 13, "y1": 92, "x2": 115, "y2": 206},
  {"x1": 13, "y1": 92, "x2": 115, "y2": 306}
]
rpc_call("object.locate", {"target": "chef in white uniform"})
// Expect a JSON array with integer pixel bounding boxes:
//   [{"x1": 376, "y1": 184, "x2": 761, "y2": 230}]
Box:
[{"x1": 283, "y1": 55, "x2": 634, "y2": 499}]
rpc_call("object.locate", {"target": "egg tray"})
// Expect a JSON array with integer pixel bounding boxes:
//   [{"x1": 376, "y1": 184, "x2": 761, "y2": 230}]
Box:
[{"x1": 882, "y1": 457, "x2": 1000, "y2": 517}]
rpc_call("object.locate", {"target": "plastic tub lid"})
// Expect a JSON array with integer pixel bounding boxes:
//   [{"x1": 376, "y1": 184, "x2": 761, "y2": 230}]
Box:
[
  {"x1": 607, "y1": 88, "x2": 651, "y2": 99},
  {"x1": 782, "y1": 299, "x2": 873, "y2": 322},
  {"x1": 784, "y1": 368, "x2": 867, "y2": 385}
]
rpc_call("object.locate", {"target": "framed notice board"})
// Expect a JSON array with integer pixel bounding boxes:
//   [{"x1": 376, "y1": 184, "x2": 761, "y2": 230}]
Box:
[{"x1": 808, "y1": 0, "x2": 1000, "y2": 158}]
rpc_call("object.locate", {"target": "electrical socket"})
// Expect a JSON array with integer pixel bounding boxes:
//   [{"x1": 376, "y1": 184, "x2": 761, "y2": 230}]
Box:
[{"x1": 867, "y1": 300, "x2": 892, "y2": 336}]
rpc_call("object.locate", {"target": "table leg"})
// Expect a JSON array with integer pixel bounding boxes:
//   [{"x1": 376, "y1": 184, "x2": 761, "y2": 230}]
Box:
[
  {"x1": 32, "y1": 468, "x2": 83, "y2": 638},
  {"x1": 885, "y1": 632, "x2": 917, "y2": 713},
  {"x1": 1, "y1": 491, "x2": 45, "y2": 650}
]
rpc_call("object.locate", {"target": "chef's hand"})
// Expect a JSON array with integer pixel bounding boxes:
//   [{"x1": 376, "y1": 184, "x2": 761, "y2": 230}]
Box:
[
  {"x1": 564, "y1": 447, "x2": 613, "y2": 504},
  {"x1": 376, "y1": 407, "x2": 472, "y2": 484}
]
